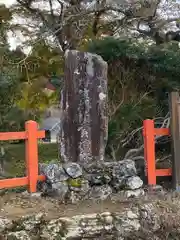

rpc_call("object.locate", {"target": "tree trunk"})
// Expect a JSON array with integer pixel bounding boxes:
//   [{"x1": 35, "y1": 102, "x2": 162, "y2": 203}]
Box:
[{"x1": 59, "y1": 50, "x2": 108, "y2": 169}]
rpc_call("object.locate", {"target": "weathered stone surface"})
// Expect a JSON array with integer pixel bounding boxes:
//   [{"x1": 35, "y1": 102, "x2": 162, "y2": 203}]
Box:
[
  {"x1": 0, "y1": 217, "x2": 13, "y2": 233},
  {"x1": 22, "y1": 191, "x2": 42, "y2": 198},
  {"x1": 59, "y1": 50, "x2": 108, "y2": 168},
  {"x1": 65, "y1": 212, "x2": 115, "y2": 239},
  {"x1": 37, "y1": 159, "x2": 144, "y2": 202},
  {"x1": 39, "y1": 163, "x2": 69, "y2": 183},
  {"x1": 112, "y1": 159, "x2": 137, "y2": 179},
  {"x1": 139, "y1": 203, "x2": 161, "y2": 231},
  {"x1": 68, "y1": 179, "x2": 90, "y2": 203},
  {"x1": 125, "y1": 176, "x2": 143, "y2": 190},
  {"x1": 110, "y1": 177, "x2": 126, "y2": 191},
  {"x1": 51, "y1": 181, "x2": 69, "y2": 199},
  {"x1": 7, "y1": 231, "x2": 31, "y2": 240},
  {"x1": 18, "y1": 213, "x2": 44, "y2": 231},
  {"x1": 37, "y1": 179, "x2": 69, "y2": 200},
  {"x1": 108, "y1": 160, "x2": 138, "y2": 191},
  {"x1": 86, "y1": 172, "x2": 111, "y2": 186},
  {"x1": 69, "y1": 190, "x2": 88, "y2": 203},
  {"x1": 146, "y1": 184, "x2": 164, "y2": 194},
  {"x1": 125, "y1": 188, "x2": 145, "y2": 198},
  {"x1": 37, "y1": 180, "x2": 52, "y2": 195},
  {"x1": 63, "y1": 162, "x2": 83, "y2": 178},
  {"x1": 40, "y1": 219, "x2": 64, "y2": 240},
  {"x1": 1, "y1": 202, "x2": 180, "y2": 239},
  {"x1": 89, "y1": 185, "x2": 112, "y2": 200},
  {"x1": 114, "y1": 210, "x2": 140, "y2": 237}
]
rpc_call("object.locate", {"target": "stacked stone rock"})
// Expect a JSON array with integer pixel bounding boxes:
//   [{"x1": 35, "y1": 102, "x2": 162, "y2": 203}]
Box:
[{"x1": 38, "y1": 159, "x2": 144, "y2": 202}]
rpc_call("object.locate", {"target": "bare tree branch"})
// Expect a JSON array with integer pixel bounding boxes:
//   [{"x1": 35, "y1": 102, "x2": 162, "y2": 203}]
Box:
[
  {"x1": 123, "y1": 113, "x2": 170, "y2": 160},
  {"x1": 154, "y1": 17, "x2": 180, "y2": 30},
  {"x1": 16, "y1": 0, "x2": 49, "y2": 25},
  {"x1": 109, "y1": 79, "x2": 125, "y2": 120},
  {"x1": 57, "y1": 0, "x2": 64, "y2": 24},
  {"x1": 15, "y1": 0, "x2": 180, "y2": 49},
  {"x1": 48, "y1": 0, "x2": 54, "y2": 19}
]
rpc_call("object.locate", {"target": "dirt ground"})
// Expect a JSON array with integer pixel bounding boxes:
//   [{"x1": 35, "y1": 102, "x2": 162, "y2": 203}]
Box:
[
  {"x1": 0, "y1": 189, "x2": 175, "y2": 221},
  {"x1": 0, "y1": 192, "x2": 134, "y2": 220}
]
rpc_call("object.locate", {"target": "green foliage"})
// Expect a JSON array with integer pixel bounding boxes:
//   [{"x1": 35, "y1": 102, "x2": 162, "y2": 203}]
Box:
[
  {"x1": 49, "y1": 75, "x2": 64, "y2": 89},
  {"x1": 0, "y1": 5, "x2": 64, "y2": 132},
  {"x1": 0, "y1": 5, "x2": 26, "y2": 131},
  {"x1": 3, "y1": 143, "x2": 58, "y2": 177},
  {"x1": 88, "y1": 37, "x2": 180, "y2": 158},
  {"x1": 88, "y1": 38, "x2": 145, "y2": 61},
  {"x1": 0, "y1": 68, "x2": 21, "y2": 131},
  {"x1": 88, "y1": 37, "x2": 180, "y2": 82},
  {"x1": 16, "y1": 40, "x2": 64, "y2": 118}
]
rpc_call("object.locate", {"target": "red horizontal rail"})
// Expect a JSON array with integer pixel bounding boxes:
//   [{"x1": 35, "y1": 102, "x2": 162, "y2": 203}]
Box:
[
  {"x1": 154, "y1": 128, "x2": 170, "y2": 136},
  {"x1": 0, "y1": 175, "x2": 46, "y2": 189},
  {"x1": 0, "y1": 130, "x2": 45, "y2": 141},
  {"x1": 156, "y1": 168, "x2": 172, "y2": 176},
  {"x1": 0, "y1": 121, "x2": 46, "y2": 193},
  {"x1": 0, "y1": 177, "x2": 28, "y2": 188}
]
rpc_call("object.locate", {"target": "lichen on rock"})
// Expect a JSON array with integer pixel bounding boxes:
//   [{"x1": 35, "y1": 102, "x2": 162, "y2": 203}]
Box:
[
  {"x1": 7, "y1": 230, "x2": 31, "y2": 240},
  {"x1": 0, "y1": 217, "x2": 13, "y2": 233}
]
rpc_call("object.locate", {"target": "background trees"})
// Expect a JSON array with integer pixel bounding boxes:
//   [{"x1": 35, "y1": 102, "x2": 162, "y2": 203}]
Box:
[
  {"x1": 0, "y1": 4, "x2": 23, "y2": 131},
  {"x1": 88, "y1": 37, "x2": 179, "y2": 158},
  {"x1": 0, "y1": 3, "x2": 63, "y2": 131},
  {"x1": 1, "y1": 0, "x2": 180, "y2": 160},
  {"x1": 11, "y1": 0, "x2": 180, "y2": 50}
]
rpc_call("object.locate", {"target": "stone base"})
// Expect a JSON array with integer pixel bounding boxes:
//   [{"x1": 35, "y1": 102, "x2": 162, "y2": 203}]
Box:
[{"x1": 38, "y1": 159, "x2": 144, "y2": 203}]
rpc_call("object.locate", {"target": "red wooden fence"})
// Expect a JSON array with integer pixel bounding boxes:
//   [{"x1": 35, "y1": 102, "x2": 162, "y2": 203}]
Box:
[
  {"x1": 0, "y1": 119, "x2": 173, "y2": 191},
  {"x1": 0, "y1": 121, "x2": 46, "y2": 193},
  {"x1": 143, "y1": 119, "x2": 172, "y2": 185}
]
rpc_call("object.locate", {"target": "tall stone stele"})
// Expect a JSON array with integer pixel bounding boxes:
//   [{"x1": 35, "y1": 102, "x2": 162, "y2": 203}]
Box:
[{"x1": 59, "y1": 50, "x2": 108, "y2": 169}]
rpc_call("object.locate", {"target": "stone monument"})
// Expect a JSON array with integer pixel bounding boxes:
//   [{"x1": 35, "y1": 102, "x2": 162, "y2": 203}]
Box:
[{"x1": 59, "y1": 50, "x2": 108, "y2": 169}]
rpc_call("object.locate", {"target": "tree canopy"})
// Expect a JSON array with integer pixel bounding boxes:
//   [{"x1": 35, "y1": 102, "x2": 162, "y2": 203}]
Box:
[
  {"x1": 9, "y1": 0, "x2": 180, "y2": 51},
  {"x1": 0, "y1": 4, "x2": 62, "y2": 130}
]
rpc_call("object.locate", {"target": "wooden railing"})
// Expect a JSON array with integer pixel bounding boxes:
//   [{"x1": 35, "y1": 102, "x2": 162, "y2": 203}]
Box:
[
  {"x1": 0, "y1": 121, "x2": 46, "y2": 193},
  {"x1": 0, "y1": 118, "x2": 173, "y2": 190},
  {"x1": 143, "y1": 119, "x2": 172, "y2": 185}
]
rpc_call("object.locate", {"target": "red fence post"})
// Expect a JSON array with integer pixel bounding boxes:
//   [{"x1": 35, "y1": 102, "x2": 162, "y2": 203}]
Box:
[
  {"x1": 143, "y1": 125, "x2": 148, "y2": 177},
  {"x1": 25, "y1": 120, "x2": 39, "y2": 193},
  {"x1": 143, "y1": 119, "x2": 156, "y2": 185}
]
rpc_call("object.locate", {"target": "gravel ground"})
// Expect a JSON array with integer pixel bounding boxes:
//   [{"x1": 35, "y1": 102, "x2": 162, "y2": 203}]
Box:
[{"x1": 0, "y1": 187, "x2": 179, "y2": 220}]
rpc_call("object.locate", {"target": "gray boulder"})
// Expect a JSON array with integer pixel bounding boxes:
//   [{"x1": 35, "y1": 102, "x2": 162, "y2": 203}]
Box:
[
  {"x1": 112, "y1": 159, "x2": 137, "y2": 179},
  {"x1": 125, "y1": 176, "x2": 143, "y2": 190},
  {"x1": 89, "y1": 185, "x2": 112, "y2": 200},
  {"x1": 39, "y1": 163, "x2": 69, "y2": 183},
  {"x1": 63, "y1": 162, "x2": 83, "y2": 178}
]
